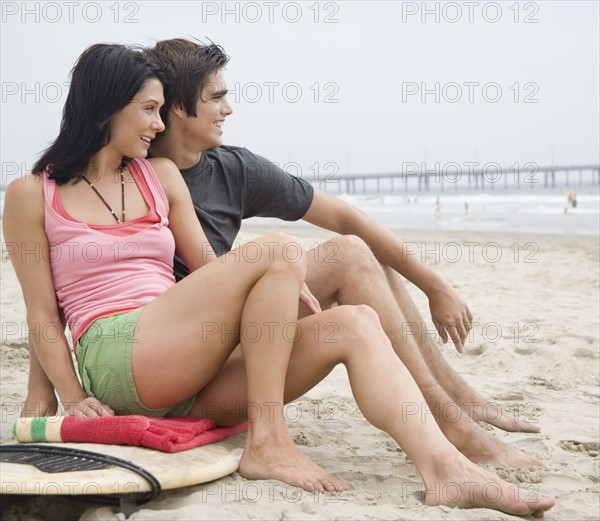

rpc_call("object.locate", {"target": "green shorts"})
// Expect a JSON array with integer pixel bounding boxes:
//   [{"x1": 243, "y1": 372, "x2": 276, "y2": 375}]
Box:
[{"x1": 76, "y1": 308, "x2": 195, "y2": 417}]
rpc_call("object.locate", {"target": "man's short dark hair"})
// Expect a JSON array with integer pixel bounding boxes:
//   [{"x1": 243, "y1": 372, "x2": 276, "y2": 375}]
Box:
[{"x1": 143, "y1": 38, "x2": 229, "y2": 123}]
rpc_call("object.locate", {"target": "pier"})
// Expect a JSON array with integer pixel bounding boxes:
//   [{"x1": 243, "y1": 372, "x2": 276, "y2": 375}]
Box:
[{"x1": 317, "y1": 164, "x2": 600, "y2": 194}]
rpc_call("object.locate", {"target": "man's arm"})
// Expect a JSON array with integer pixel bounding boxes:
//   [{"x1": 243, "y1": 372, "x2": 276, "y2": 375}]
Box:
[{"x1": 302, "y1": 189, "x2": 472, "y2": 351}]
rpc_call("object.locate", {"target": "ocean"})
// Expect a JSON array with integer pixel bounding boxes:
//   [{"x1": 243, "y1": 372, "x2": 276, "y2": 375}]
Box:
[
  {"x1": 334, "y1": 189, "x2": 599, "y2": 236},
  {"x1": 248, "y1": 181, "x2": 600, "y2": 237},
  {"x1": 1, "y1": 182, "x2": 598, "y2": 237}
]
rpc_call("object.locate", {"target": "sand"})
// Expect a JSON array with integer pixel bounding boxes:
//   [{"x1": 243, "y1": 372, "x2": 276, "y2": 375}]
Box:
[{"x1": 1, "y1": 225, "x2": 598, "y2": 520}]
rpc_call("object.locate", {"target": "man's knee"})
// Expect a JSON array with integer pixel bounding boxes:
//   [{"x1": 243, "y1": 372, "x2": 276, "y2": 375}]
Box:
[
  {"x1": 324, "y1": 235, "x2": 379, "y2": 272},
  {"x1": 334, "y1": 234, "x2": 370, "y2": 255}
]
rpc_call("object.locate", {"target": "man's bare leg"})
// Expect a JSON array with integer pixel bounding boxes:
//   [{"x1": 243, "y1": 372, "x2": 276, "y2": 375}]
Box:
[
  {"x1": 303, "y1": 236, "x2": 541, "y2": 467},
  {"x1": 382, "y1": 265, "x2": 540, "y2": 433}
]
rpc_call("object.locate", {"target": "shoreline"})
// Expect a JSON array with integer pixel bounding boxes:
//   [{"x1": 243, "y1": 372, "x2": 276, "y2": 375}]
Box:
[{"x1": 242, "y1": 222, "x2": 600, "y2": 241}]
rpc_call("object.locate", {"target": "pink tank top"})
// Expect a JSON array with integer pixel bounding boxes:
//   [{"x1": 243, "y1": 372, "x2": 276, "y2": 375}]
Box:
[{"x1": 42, "y1": 158, "x2": 176, "y2": 344}]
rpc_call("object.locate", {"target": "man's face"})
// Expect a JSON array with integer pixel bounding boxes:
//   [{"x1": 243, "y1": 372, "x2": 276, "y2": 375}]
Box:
[{"x1": 184, "y1": 70, "x2": 233, "y2": 150}]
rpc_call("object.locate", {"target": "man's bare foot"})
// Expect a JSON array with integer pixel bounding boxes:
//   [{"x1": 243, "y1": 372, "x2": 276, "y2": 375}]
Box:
[
  {"x1": 424, "y1": 454, "x2": 555, "y2": 516},
  {"x1": 444, "y1": 421, "x2": 543, "y2": 468},
  {"x1": 239, "y1": 436, "x2": 348, "y2": 493},
  {"x1": 469, "y1": 402, "x2": 541, "y2": 433},
  {"x1": 21, "y1": 391, "x2": 58, "y2": 418}
]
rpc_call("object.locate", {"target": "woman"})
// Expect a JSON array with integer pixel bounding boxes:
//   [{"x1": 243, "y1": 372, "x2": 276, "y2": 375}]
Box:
[{"x1": 3, "y1": 43, "x2": 554, "y2": 515}]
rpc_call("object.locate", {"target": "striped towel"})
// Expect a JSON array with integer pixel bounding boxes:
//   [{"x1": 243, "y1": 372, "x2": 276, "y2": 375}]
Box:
[{"x1": 13, "y1": 416, "x2": 247, "y2": 453}]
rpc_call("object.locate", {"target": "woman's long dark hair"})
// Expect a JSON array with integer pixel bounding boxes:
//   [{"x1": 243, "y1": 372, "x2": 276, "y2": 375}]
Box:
[{"x1": 33, "y1": 43, "x2": 168, "y2": 184}]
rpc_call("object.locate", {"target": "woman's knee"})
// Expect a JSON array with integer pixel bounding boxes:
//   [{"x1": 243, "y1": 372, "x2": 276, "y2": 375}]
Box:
[
  {"x1": 257, "y1": 232, "x2": 307, "y2": 278},
  {"x1": 334, "y1": 304, "x2": 389, "y2": 348}
]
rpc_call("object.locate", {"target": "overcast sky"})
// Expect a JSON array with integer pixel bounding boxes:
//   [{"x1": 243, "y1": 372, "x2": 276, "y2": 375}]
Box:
[{"x1": 1, "y1": 1, "x2": 599, "y2": 184}]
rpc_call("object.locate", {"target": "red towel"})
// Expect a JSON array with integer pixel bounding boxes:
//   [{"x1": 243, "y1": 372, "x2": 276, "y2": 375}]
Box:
[
  {"x1": 14, "y1": 415, "x2": 247, "y2": 453},
  {"x1": 62, "y1": 416, "x2": 247, "y2": 452}
]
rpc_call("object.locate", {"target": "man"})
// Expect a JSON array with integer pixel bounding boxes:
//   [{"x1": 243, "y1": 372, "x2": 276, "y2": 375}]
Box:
[{"x1": 142, "y1": 38, "x2": 542, "y2": 468}]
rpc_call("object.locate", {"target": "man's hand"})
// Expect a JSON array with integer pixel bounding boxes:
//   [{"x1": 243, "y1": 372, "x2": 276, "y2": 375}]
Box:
[
  {"x1": 65, "y1": 397, "x2": 115, "y2": 418},
  {"x1": 300, "y1": 283, "x2": 322, "y2": 314},
  {"x1": 427, "y1": 284, "x2": 473, "y2": 353}
]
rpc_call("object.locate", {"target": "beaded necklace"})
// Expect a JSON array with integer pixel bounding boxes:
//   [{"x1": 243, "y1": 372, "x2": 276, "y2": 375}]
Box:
[{"x1": 81, "y1": 166, "x2": 126, "y2": 224}]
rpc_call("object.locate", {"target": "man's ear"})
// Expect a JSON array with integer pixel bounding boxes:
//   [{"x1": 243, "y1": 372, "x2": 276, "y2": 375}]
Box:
[{"x1": 170, "y1": 103, "x2": 187, "y2": 119}]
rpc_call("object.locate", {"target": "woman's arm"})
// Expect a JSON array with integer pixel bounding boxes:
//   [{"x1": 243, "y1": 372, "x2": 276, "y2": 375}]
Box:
[
  {"x1": 149, "y1": 158, "x2": 217, "y2": 271},
  {"x1": 151, "y1": 158, "x2": 322, "y2": 313},
  {"x1": 3, "y1": 175, "x2": 113, "y2": 417}
]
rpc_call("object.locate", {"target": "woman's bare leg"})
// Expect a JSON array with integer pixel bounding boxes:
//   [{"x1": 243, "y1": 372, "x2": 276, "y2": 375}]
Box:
[
  {"x1": 189, "y1": 305, "x2": 554, "y2": 515},
  {"x1": 131, "y1": 233, "x2": 344, "y2": 492},
  {"x1": 332, "y1": 306, "x2": 553, "y2": 516},
  {"x1": 301, "y1": 237, "x2": 541, "y2": 468}
]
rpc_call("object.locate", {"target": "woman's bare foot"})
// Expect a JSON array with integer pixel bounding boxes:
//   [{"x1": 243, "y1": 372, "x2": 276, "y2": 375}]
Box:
[
  {"x1": 444, "y1": 420, "x2": 543, "y2": 468},
  {"x1": 21, "y1": 391, "x2": 58, "y2": 418},
  {"x1": 239, "y1": 435, "x2": 348, "y2": 493},
  {"x1": 424, "y1": 454, "x2": 555, "y2": 516}
]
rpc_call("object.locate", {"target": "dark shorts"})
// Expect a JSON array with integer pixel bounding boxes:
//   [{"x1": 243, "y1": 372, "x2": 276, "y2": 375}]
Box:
[{"x1": 76, "y1": 308, "x2": 195, "y2": 416}]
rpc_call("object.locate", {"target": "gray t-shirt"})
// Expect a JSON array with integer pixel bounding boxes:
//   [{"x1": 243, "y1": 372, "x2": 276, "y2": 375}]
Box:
[{"x1": 174, "y1": 145, "x2": 314, "y2": 280}]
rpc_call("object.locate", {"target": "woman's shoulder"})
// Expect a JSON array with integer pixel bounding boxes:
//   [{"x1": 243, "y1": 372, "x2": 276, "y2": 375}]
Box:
[
  {"x1": 131, "y1": 157, "x2": 179, "y2": 182},
  {"x1": 144, "y1": 157, "x2": 186, "y2": 199},
  {"x1": 5, "y1": 173, "x2": 45, "y2": 203},
  {"x1": 3, "y1": 174, "x2": 45, "y2": 229},
  {"x1": 146, "y1": 157, "x2": 179, "y2": 177}
]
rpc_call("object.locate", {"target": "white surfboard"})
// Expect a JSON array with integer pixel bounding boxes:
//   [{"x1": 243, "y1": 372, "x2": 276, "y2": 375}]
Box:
[{"x1": 0, "y1": 432, "x2": 246, "y2": 497}]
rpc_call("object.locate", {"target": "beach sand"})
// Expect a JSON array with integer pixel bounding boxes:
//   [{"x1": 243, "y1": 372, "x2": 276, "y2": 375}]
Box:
[{"x1": 1, "y1": 226, "x2": 598, "y2": 520}]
